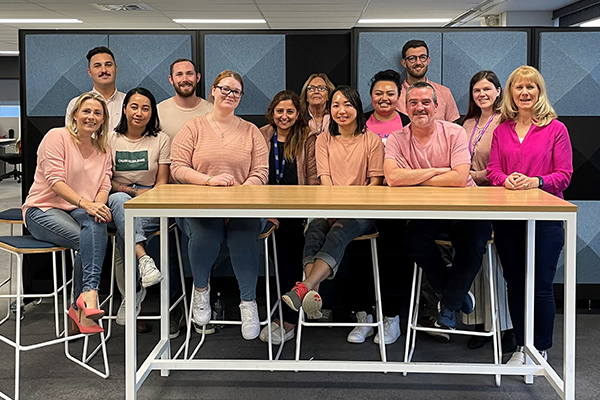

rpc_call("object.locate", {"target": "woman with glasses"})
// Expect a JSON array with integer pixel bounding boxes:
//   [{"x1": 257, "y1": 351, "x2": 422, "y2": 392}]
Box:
[
  {"x1": 487, "y1": 66, "x2": 573, "y2": 365},
  {"x1": 171, "y1": 70, "x2": 269, "y2": 340},
  {"x1": 299, "y1": 73, "x2": 335, "y2": 134},
  {"x1": 257, "y1": 90, "x2": 318, "y2": 345},
  {"x1": 282, "y1": 86, "x2": 384, "y2": 318}
]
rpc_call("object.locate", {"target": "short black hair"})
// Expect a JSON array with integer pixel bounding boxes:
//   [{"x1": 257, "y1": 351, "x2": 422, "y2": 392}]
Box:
[
  {"x1": 328, "y1": 86, "x2": 367, "y2": 137},
  {"x1": 369, "y1": 69, "x2": 402, "y2": 95},
  {"x1": 114, "y1": 87, "x2": 161, "y2": 137},
  {"x1": 86, "y1": 46, "x2": 115, "y2": 65},
  {"x1": 170, "y1": 58, "x2": 197, "y2": 76},
  {"x1": 401, "y1": 40, "x2": 429, "y2": 59}
]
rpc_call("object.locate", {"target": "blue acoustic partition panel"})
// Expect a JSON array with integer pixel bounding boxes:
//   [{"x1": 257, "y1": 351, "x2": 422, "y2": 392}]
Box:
[
  {"x1": 204, "y1": 34, "x2": 285, "y2": 115},
  {"x1": 25, "y1": 34, "x2": 108, "y2": 116},
  {"x1": 108, "y1": 34, "x2": 192, "y2": 104},
  {"x1": 555, "y1": 201, "x2": 600, "y2": 284},
  {"x1": 357, "y1": 32, "x2": 441, "y2": 112},
  {"x1": 540, "y1": 32, "x2": 600, "y2": 116},
  {"x1": 442, "y1": 31, "x2": 528, "y2": 115}
]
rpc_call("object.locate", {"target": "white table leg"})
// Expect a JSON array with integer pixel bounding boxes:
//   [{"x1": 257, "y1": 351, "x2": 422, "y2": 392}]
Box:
[
  {"x1": 563, "y1": 214, "x2": 577, "y2": 400},
  {"x1": 524, "y1": 220, "x2": 535, "y2": 385},
  {"x1": 125, "y1": 210, "x2": 137, "y2": 400},
  {"x1": 160, "y1": 217, "x2": 171, "y2": 377}
]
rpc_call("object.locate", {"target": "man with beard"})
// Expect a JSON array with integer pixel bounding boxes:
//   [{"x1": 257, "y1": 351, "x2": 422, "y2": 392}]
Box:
[
  {"x1": 157, "y1": 58, "x2": 213, "y2": 141},
  {"x1": 384, "y1": 81, "x2": 490, "y2": 331},
  {"x1": 396, "y1": 40, "x2": 460, "y2": 123},
  {"x1": 65, "y1": 46, "x2": 126, "y2": 132}
]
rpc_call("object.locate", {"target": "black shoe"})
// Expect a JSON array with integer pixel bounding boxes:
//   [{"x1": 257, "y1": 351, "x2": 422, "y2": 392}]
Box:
[
  {"x1": 502, "y1": 329, "x2": 517, "y2": 353},
  {"x1": 467, "y1": 334, "x2": 492, "y2": 349}
]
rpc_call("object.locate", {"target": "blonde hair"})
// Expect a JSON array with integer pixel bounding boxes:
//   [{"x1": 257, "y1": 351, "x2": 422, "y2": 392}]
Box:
[
  {"x1": 208, "y1": 70, "x2": 244, "y2": 103},
  {"x1": 67, "y1": 92, "x2": 110, "y2": 153},
  {"x1": 500, "y1": 65, "x2": 557, "y2": 127},
  {"x1": 299, "y1": 73, "x2": 335, "y2": 112}
]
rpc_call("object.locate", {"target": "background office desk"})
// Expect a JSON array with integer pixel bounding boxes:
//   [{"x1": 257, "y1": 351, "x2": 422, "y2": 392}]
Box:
[{"x1": 123, "y1": 185, "x2": 577, "y2": 400}]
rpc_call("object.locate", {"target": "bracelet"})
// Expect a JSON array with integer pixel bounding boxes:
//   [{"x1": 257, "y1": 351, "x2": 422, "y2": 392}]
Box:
[
  {"x1": 77, "y1": 196, "x2": 83, "y2": 208},
  {"x1": 205, "y1": 176, "x2": 214, "y2": 186}
]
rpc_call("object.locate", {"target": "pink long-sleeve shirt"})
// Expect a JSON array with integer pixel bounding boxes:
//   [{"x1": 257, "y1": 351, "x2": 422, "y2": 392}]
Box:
[
  {"x1": 170, "y1": 114, "x2": 268, "y2": 186},
  {"x1": 486, "y1": 119, "x2": 573, "y2": 198},
  {"x1": 23, "y1": 127, "x2": 113, "y2": 221}
]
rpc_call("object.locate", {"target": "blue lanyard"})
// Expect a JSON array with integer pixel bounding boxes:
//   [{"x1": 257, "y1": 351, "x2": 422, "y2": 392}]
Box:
[{"x1": 273, "y1": 130, "x2": 285, "y2": 183}]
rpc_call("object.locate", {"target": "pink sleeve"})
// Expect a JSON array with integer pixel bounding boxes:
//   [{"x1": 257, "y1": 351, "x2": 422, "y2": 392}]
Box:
[
  {"x1": 39, "y1": 131, "x2": 68, "y2": 188},
  {"x1": 384, "y1": 131, "x2": 401, "y2": 160},
  {"x1": 445, "y1": 93, "x2": 460, "y2": 122},
  {"x1": 242, "y1": 127, "x2": 269, "y2": 185},
  {"x1": 99, "y1": 153, "x2": 113, "y2": 193},
  {"x1": 367, "y1": 133, "x2": 385, "y2": 178},
  {"x1": 169, "y1": 123, "x2": 197, "y2": 183},
  {"x1": 450, "y1": 126, "x2": 471, "y2": 169},
  {"x1": 486, "y1": 128, "x2": 508, "y2": 187},
  {"x1": 158, "y1": 133, "x2": 171, "y2": 164},
  {"x1": 542, "y1": 122, "x2": 573, "y2": 195},
  {"x1": 315, "y1": 133, "x2": 330, "y2": 178}
]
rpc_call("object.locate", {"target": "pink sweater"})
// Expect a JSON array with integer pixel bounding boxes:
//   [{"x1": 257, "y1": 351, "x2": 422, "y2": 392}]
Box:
[
  {"x1": 23, "y1": 127, "x2": 112, "y2": 220},
  {"x1": 486, "y1": 119, "x2": 573, "y2": 198},
  {"x1": 170, "y1": 114, "x2": 268, "y2": 185}
]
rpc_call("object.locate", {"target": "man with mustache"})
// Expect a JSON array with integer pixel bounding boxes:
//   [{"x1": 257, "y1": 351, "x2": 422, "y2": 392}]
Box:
[
  {"x1": 384, "y1": 81, "x2": 491, "y2": 330},
  {"x1": 157, "y1": 58, "x2": 213, "y2": 142},
  {"x1": 396, "y1": 40, "x2": 460, "y2": 123},
  {"x1": 65, "y1": 46, "x2": 126, "y2": 132}
]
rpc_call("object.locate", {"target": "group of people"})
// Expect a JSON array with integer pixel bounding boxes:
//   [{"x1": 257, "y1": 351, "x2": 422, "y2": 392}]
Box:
[{"x1": 22, "y1": 39, "x2": 573, "y2": 369}]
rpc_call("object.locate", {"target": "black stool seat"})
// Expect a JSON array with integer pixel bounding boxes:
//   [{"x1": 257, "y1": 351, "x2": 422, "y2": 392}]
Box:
[
  {"x1": 0, "y1": 208, "x2": 23, "y2": 223},
  {"x1": 0, "y1": 235, "x2": 67, "y2": 254}
]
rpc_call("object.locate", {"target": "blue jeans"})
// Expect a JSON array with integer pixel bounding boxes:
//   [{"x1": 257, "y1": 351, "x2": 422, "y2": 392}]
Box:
[
  {"x1": 177, "y1": 218, "x2": 265, "y2": 301},
  {"x1": 108, "y1": 191, "x2": 160, "y2": 279},
  {"x1": 303, "y1": 218, "x2": 375, "y2": 279},
  {"x1": 25, "y1": 207, "x2": 108, "y2": 307},
  {"x1": 493, "y1": 220, "x2": 564, "y2": 350},
  {"x1": 406, "y1": 219, "x2": 492, "y2": 312}
]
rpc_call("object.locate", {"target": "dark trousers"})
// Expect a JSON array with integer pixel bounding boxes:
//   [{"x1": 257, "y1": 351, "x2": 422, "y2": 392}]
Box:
[
  {"x1": 493, "y1": 220, "x2": 564, "y2": 350},
  {"x1": 406, "y1": 220, "x2": 491, "y2": 311}
]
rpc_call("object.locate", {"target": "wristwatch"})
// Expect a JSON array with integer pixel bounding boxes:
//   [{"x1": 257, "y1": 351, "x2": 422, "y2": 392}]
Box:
[{"x1": 537, "y1": 176, "x2": 544, "y2": 188}]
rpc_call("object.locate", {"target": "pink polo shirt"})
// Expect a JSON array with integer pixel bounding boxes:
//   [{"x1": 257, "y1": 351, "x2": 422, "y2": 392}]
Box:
[
  {"x1": 486, "y1": 119, "x2": 573, "y2": 198},
  {"x1": 385, "y1": 120, "x2": 475, "y2": 187},
  {"x1": 397, "y1": 79, "x2": 460, "y2": 123}
]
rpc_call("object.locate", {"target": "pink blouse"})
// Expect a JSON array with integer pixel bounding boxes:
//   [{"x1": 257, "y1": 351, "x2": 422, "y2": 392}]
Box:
[{"x1": 486, "y1": 119, "x2": 573, "y2": 198}]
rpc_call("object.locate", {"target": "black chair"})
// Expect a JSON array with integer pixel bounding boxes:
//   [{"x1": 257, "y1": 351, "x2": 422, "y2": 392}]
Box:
[{"x1": 0, "y1": 140, "x2": 22, "y2": 183}]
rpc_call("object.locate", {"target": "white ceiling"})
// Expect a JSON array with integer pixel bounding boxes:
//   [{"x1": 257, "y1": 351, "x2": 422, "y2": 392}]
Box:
[{"x1": 0, "y1": 0, "x2": 577, "y2": 52}]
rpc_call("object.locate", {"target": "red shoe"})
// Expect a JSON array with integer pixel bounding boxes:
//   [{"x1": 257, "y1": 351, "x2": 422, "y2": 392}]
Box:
[
  {"x1": 282, "y1": 282, "x2": 309, "y2": 312},
  {"x1": 76, "y1": 294, "x2": 105, "y2": 321},
  {"x1": 68, "y1": 306, "x2": 104, "y2": 334}
]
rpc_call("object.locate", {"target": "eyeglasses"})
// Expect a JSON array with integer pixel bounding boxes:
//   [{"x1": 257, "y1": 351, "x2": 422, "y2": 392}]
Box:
[
  {"x1": 214, "y1": 85, "x2": 243, "y2": 99},
  {"x1": 307, "y1": 85, "x2": 328, "y2": 92},
  {"x1": 404, "y1": 54, "x2": 429, "y2": 64}
]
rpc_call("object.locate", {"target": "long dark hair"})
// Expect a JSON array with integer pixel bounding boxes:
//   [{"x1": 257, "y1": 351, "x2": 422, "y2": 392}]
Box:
[
  {"x1": 463, "y1": 70, "x2": 502, "y2": 122},
  {"x1": 265, "y1": 90, "x2": 309, "y2": 161},
  {"x1": 114, "y1": 87, "x2": 161, "y2": 136},
  {"x1": 328, "y1": 86, "x2": 366, "y2": 137}
]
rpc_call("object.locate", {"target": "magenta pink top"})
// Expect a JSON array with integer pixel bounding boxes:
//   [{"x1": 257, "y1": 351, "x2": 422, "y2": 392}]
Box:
[
  {"x1": 23, "y1": 127, "x2": 113, "y2": 221},
  {"x1": 486, "y1": 119, "x2": 573, "y2": 198}
]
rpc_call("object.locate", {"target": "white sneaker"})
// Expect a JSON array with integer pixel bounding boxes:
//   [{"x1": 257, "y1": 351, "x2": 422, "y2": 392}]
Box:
[
  {"x1": 507, "y1": 346, "x2": 525, "y2": 366},
  {"x1": 239, "y1": 300, "x2": 260, "y2": 340},
  {"x1": 374, "y1": 315, "x2": 401, "y2": 345},
  {"x1": 347, "y1": 311, "x2": 374, "y2": 344},
  {"x1": 116, "y1": 286, "x2": 146, "y2": 326},
  {"x1": 259, "y1": 321, "x2": 294, "y2": 345},
  {"x1": 192, "y1": 287, "x2": 211, "y2": 326},
  {"x1": 138, "y1": 255, "x2": 163, "y2": 288}
]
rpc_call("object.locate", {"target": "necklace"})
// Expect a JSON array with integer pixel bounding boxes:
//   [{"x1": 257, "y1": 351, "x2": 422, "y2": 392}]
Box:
[{"x1": 211, "y1": 113, "x2": 235, "y2": 139}]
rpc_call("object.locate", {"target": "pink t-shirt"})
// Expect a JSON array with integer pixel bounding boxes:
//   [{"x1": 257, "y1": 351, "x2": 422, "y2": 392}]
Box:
[
  {"x1": 486, "y1": 119, "x2": 572, "y2": 198},
  {"x1": 366, "y1": 112, "x2": 404, "y2": 146},
  {"x1": 397, "y1": 79, "x2": 460, "y2": 122},
  {"x1": 23, "y1": 127, "x2": 113, "y2": 220},
  {"x1": 316, "y1": 129, "x2": 384, "y2": 186},
  {"x1": 385, "y1": 120, "x2": 476, "y2": 187}
]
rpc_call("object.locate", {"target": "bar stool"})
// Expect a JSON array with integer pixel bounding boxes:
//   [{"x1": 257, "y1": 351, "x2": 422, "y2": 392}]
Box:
[
  {"x1": 403, "y1": 236, "x2": 502, "y2": 386},
  {"x1": 100, "y1": 222, "x2": 189, "y2": 343},
  {"x1": 0, "y1": 235, "x2": 109, "y2": 400},
  {"x1": 183, "y1": 221, "x2": 285, "y2": 361},
  {"x1": 0, "y1": 208, "x2": 25, "y2": 321},
  {"x1": 295, "y1": 229, "x2": 387, "y2": 363}
]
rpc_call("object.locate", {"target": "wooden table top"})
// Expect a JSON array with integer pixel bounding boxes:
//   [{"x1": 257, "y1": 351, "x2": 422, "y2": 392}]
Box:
[{"x1": 124, "y1": 185, "x2": 577, "y2": 213}]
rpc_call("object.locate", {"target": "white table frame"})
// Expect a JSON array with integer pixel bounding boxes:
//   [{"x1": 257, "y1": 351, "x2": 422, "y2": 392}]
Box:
[{"x1": 124, "y1": 193, "x2": 577, "y2": 400}]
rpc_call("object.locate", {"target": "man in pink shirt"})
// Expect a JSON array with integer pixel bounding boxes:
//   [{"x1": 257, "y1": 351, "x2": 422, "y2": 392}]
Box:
[
  {"x1": 384, "y1": 82, "x2": 491, "y2": 329},
  {"x1": 396, "y1": 40, "x2": 460, "y2": 123}
]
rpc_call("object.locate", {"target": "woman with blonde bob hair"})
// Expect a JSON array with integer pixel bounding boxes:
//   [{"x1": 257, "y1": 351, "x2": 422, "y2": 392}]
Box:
[
  {"x1": 23, "y1": 91, "x2": 113, "y2": 334},
  {"x1": 487, "y1": 65, "x2": 573, "y2": 365}
]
